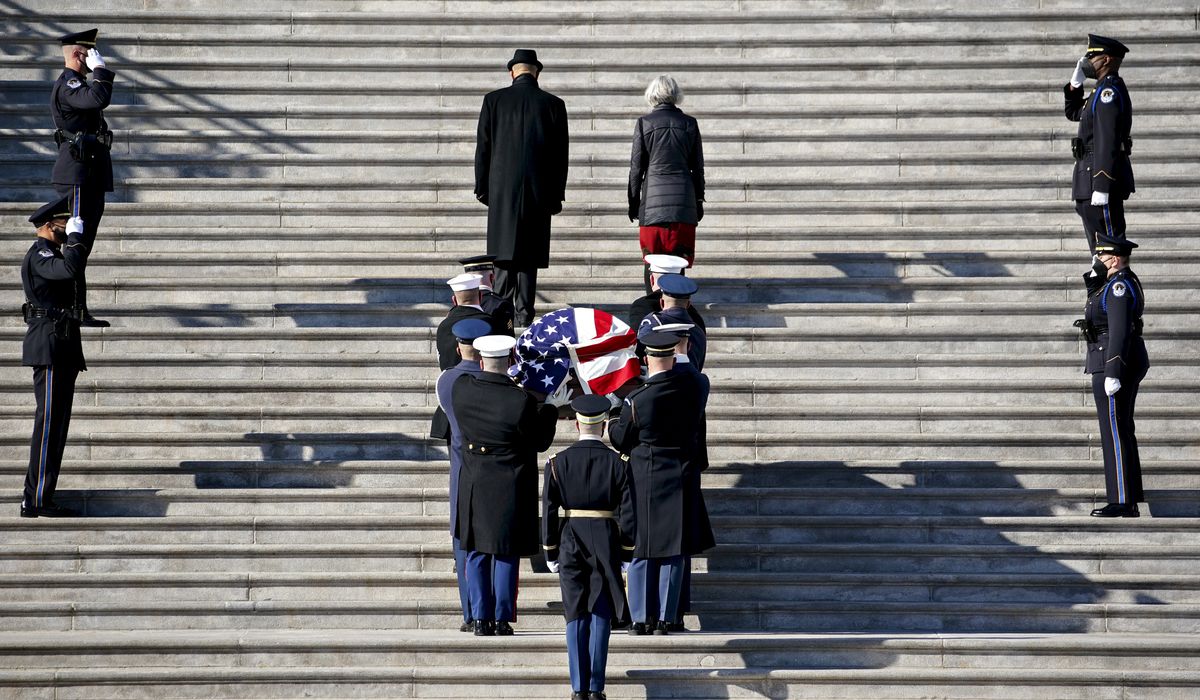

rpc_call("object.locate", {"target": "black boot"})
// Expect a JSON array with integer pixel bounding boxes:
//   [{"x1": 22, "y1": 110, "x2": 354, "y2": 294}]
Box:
[
  {"x1": 78, "y1": 311, "x2": 110, "y2": 328},
  {"x1": 1091, "y1": 503, "x2": 1139, "y2": 518}
]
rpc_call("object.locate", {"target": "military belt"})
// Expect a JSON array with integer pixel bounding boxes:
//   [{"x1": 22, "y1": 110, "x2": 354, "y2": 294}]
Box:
[
  {"x1": 21, "y1": 303, "x2": 76, "y2": 322},
  {"x1": 564, "y1": 509, "x2": 615, "y2": 519}
]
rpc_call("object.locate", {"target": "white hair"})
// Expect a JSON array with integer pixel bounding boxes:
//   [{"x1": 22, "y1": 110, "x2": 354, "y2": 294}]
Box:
[{"x1": 644, "y1": 75, "x2": 682, "y2": 107}]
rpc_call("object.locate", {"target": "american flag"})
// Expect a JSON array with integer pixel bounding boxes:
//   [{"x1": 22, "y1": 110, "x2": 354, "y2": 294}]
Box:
[{"x1": 510, "y1": 307, "x2": 640, "y2": 396}]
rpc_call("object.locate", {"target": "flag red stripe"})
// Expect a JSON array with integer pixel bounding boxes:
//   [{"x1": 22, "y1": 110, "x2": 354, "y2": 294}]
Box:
[
  {"x1": 586, "y1": 358, "x2": 641, "y2": 395},
  {"x1": 574, "y1": 329, "x2": 636, "y2": 363}
]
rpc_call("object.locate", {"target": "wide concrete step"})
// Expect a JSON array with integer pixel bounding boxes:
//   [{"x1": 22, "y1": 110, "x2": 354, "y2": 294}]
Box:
[
  {"x1": 1, "y1": 457, "x2": 1196, "y2": 491},
  {"x1": 5, "y1": 541, "x2": 1200, "y2": 576},
  {"x1": 6, "y1": 485, "x2": 1199, "y2": 518}
]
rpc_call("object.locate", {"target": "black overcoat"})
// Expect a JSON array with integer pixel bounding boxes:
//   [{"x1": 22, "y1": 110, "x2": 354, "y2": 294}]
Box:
[
  {"x1": 609, "y1": 369, "x2": 713, "y2": 558},
  {"x1": 542, "y1": 439, "x2": 637, "y2": 623},
  {"x1": 21, "y1": 236, "x2": 89, "y2": 370},
  {"x1": 51, "y1": 67, "x2": 116, "y2": 191},
  {"x1": 474, "y1": 74, "x2": 569, "y2": 269},
  {"x1": 452, "y1": 371, "x2": 558, "y2": 556}
]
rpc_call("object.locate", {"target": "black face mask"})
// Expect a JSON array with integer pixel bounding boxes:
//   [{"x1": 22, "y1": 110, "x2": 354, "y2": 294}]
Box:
[
  {"x1": 1091, "y1": 257, "x2": 1107, "y2": 277},
  {"x1": 1081, "y1": 56, "x2": 1099, "y2": 80}
]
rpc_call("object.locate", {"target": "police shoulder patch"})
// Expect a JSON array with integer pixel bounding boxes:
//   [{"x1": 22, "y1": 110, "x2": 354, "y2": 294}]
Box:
[
  {"x1": 1112, "y1": 281, "x2": 1127, "y2": 297},
  {"x1": 38, "y1": 249, "x2": 54, "y2": 258},
  {"x1": 1100, "y1": 88, "x2": 1115, "y2": 104},
  {"x1": 66, "y1": 78, "x2": 82, "y2": 89}
]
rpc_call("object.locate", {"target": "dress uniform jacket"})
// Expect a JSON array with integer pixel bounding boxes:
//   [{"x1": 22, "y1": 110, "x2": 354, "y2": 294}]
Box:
[
  {"x1": 627, "y1": 292, "x2": 706, "y2": 333},
  {"x1": 51, "y1": 67, "x2": 116, "y2": 191},
  {"x1": 1084, "y1": 269, "x2": 1147, "y2": 379},
  {"x1": 431, "y1": 305, "x2": 510, "y2": 441},
  {"x1": 452, "y1": 371, "x2": 558, "y2": 556},
  {"x1": 1064, "y1": 74, "x2": 1134, "y2": 200},
  {"x1": 639, "y1": 307, "x2": 707, "y2": 371},
  {"x1": 480, "y1": 289, "x2": 516, "y2": 334},
  {"x1": 474, "y1": 74, "x2": 569, "y2": 269},
  {"x1": 609, "y1": 369, "x2": 714, "y2": 559},
  {"x1": 436, "y1": 359, "x2": 483, "y2": 534},
  {"x1": 542, "y1": 439, "x2": 637, "y2": 624},
  {"x1": 21, "y1": 237, "x2": 88, "y2": 370}
]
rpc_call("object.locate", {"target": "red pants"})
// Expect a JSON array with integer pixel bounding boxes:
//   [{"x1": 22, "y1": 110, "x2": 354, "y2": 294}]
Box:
[{"x1": 639, "y1": 223, "x2": 696, "y2": 264}]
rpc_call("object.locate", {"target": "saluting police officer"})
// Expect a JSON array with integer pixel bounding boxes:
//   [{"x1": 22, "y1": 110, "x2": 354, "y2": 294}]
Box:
[
  {"x1": 627, "y1": 254, "x2": 705, "y2": 332},
  {"x1": 451, "y1": 335, "x2": 559, "y2": 635},
  {"x1": 459, "y1": 255, "x2": 516, "y2": 334},
  {"x1": 1064, "y1": 34, "x2": 1133, "y2": 255},
  {"x1": 610, "y1": 331, "x2": 713, "y2": 635},
  {"x1": 1078, "y1": 233, "x2": 1148, "y2": 518},
  {"x1": 51, "y1": 28, "x2": 116, "y2": 327},
  {"x1": 543, "y1": 394, "x2": 636, "y2": 700},
  {"x1": 435, "y1": 318, "x2": 492, "y2": 632},
  {"x1": 639, "y1": 275, "x2": 707, "y2": 371},
  {"x1": 20, "y1": 197, "x2": 95, "y2": 517}
]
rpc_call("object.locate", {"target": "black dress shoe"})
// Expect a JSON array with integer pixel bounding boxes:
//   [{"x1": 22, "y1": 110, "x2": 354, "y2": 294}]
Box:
[
  {"x1": 666, "y1": 622, "x2": 686, "y2": 633},
  {"x1": 627, "y1": 622, "x2": 647, "y2": 636},
  {"x1": 23, "y1": 502, "x2": 81, "y2": 518},
  {"x1": 473, "y1": 620, "x2": 494, "y2": 636},
  {"x1": 79, "y1": 313, "x2": 110, "y2": 328},
  {"x1": 459, "y1": 619, "x2": 473, "y2": 633},
  {"x1": 570, "y1": 692, "x2": 586, "y2": 700},
  {"x1": 588, "y1": 692, "x2": 607, "y2": 700},
  {"x1": 652, "y1": 620, "x2": 669, "y2": 636},
  {"x1": 1091, "y1": 503, "x2": 1139, "y2": 518},
  {"x1": 495, "y1": 621, "x2": 514, "y2": 636}
]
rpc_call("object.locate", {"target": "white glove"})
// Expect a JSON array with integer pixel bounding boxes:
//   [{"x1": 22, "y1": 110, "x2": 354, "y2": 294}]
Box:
[
  {"x1": 545, "y1": 380, "x2": 572, "y2": 408},
  {"x1": 66, "y1": 216, "x2": 84, "y2": 235},
  {"x1": 1070, "y1": 57, "x2": 1087, "y2": 88},
  {"x1": 605, "y1": 393, "x2": 621, "y2": 410},
  {"x1": 1105, "y1": 377, "x2": 1121, "y2": 396},
  {"x1": 85, "y1": 48, "x2": 106, "y2": 71},
  {"x1": 1091, "y1": 191, "x2": 1109, "y2": 207},
  {"x1": 621, "y1": 561, "x2": 630, "y2": 574},
  {"x1": 546, "y1": 560, "x2": 560, "y2": 574}
]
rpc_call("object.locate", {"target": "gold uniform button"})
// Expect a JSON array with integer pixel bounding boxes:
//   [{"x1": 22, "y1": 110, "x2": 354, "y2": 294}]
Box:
[{"x1": 481, "y1": 447, "x2": 487, "y2": 453}]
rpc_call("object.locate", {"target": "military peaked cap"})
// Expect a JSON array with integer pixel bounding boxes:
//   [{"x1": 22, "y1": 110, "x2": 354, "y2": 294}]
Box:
[
  {"x1": 60, "y1": 28, "x2": 98, "y2": 47},
  {"x1": 29, "y1": 196, "x2": 71, "y2": 226}
]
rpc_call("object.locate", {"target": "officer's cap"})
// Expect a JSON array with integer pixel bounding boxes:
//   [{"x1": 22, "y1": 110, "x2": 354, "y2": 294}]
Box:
[
  {"x1": 653, "y1": 322, "x2": 694, "y2": 338},
  {"x1": 29, "y1": 196, "x2": 71, "y2": 227},
  {"x1": 474, "y1": 334, "x2": 517, "y2": 358},
  {"x1": 459, "y1": 254, "x2": 496, "y2": 273},
  {"x1": 658, "y1": 274, "x2": 699, "y2": 299},
  {"x1": 640, "y1": 331, "x2": 680, "y2": 357},
  {"x1": 644, "y1": 254, "x2": 690, "y2": 274},
  {"x1": 447, "y1": 273, "x2": 483, "y2": 292},
  {"x1": 571, "y1": 394, "x2": 611, "y2": 425},
  {"x1": 1086, "y1": 34, "x2": 1129, "y2": 59},
  {"x1": 60, "y1": 29, "x2": 98, "y2": 47},
  {"x1": 507, "y1": 49, "x2": 543, "y2": 71},
  {"x1": 452, "y1": 318, "x2": 492, "y2": 344},
  {"x1": 1095, "y1": 233, "x2": 1137, "y2": 257}
]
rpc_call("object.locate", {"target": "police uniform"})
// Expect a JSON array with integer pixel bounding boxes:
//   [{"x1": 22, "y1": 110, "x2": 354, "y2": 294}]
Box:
[
  {"x1": 638, "y1": 275, "x2": 707, "y2": 371},
  {"x1": 460, "y1": 254, "x2": 516, "y2": 334},
  {"x1": 20, "y1": 197, "x2": 93, "y2": 518},
  {"x1": 451, "y1": 335, "x2": 559, "y2": 634},
  {"x1": 543, "y1": 394, "x2": 636, "y2": 699},
  {"x1": 1079, "y1": 235, "x2": 1148, "y2": 517},
  {"x1": 52, "y1": 29, "x2": 115, "y2": 326},
  {"x1": 435, "y1": 318, "x2": 491, "y2": 631},
  {"x1": 609, "y1": 332, "x2": 714, "y2": 635},
  {"x1": 627, "y1": 255, "x2": 706, "y2": 333},
  {"x1": 1064, "y1": 35, "x2": 1133, "y2": 254}
]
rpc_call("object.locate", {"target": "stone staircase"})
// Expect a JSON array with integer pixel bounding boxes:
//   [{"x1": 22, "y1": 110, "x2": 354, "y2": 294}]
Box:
[{"x1": 1, "y1": 1, "x2": 1199, "y2": 697}]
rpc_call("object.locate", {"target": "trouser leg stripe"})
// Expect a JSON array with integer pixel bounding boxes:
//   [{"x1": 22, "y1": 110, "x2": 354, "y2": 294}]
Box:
[
  {"x1": 1109, "y1": 395, "x2": 1126, "y2": 504},
  {"x1": 36, "y1": 367, "x2": 53, "y2": 507}
]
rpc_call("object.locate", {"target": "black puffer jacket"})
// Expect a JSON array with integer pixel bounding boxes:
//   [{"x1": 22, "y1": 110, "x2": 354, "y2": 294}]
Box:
[{"x1": 628, "y1": 104, "x2": 705, "y2": 226}]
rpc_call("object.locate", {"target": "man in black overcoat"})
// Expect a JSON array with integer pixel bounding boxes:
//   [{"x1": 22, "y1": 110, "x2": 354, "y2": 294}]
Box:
[
  {"x1": 452, "y1": 334, "x2": 559, "y2": 635},
  {"x1": 474, "y1": 49, "x2": 569, "y2": 327},
  {"x1": 51, "y1": 28, "x2": 115, "y2": 327},
  {"x1": 20, "y1": 196, "x2": 94, "y2": 517},
  {"x1": 610, "y1": 332, "x2": 713, "y2": 635},
  {"x1": 543, "y1": 394, "x2": 636, "y2": 699}
]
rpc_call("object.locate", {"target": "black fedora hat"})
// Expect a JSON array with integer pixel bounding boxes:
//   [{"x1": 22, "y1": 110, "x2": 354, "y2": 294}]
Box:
[{"x1": 507, "y1": 49, "x2": 543, "y2": 71}]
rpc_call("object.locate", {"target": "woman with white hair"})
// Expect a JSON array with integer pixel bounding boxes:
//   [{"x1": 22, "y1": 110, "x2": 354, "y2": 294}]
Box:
[{"x1": 628, "y1": 75, "x2": 705, "y2": 294}]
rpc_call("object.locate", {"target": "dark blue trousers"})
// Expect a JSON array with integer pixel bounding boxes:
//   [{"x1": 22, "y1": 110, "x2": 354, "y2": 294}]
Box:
[
  {"x1": 465, "y1": 551, "x2": 518, "y2": 622},
  {"x1": 453, "y1": 537, "x2": 471, "y2": 623},
  {"x1": 627, "y1": 555, "x2": 683, "y2": 623},
  {"x1": 566, "y1": 594, "x2": 613, "y2": 693},
  {"x1": 1092, "y1": 371, "x2": 1146, "y2": 504},
  {"x1": 24, "y1": 366, "x2": 78, "y2": 509}
]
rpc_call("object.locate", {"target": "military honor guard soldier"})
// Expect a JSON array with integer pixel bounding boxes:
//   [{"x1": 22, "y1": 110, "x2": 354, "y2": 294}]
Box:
[
  {"x1": 451, "y1": 334, "x2": 559, "y2": 635},
  {"x1": 51, "y1": 28, "x2": 116, "y2": 327},
  {"x1": 627, "y1": 254, "x2": 705, "y2": 333},
  {"x1": 639, "y1": 274, "x2": 707, "y2": 371},
  {"x1": 610, "y1": 331, "x2": 714, "y2": 635},
  {"x1": 20, "y1": 197, "x2": 96, "y2": 517},
  {"x1": 1078, "y1": 234, "x2": 1148, "y2": 518},
  {"x1": 435, "y1": 318, "x2": 493, "y2": 631},
  {"x1": 1064, "y1": 34, "x2": 1133, "y2": 255},
  {"x1": 542, "y1": 394, "x2": 637, "y2": 700},
  {"x1": 459, "y1": 254, "x2": 516, "y2": 333}
]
